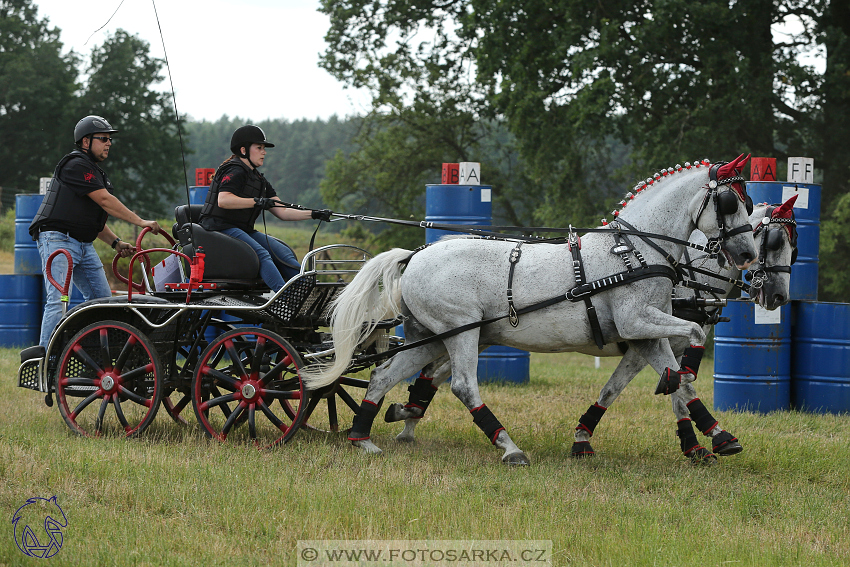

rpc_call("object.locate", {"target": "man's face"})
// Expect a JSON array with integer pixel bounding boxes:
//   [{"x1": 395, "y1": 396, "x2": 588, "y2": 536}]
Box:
[{"x1": 84, "y1": 132, "x2": 113, "y2": 162}]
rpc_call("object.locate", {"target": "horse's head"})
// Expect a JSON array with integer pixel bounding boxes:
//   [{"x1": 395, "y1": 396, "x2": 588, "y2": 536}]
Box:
[
  {"x1": 746, "y1": 195, "x2": 798, "y2": 310},
  {"x1": 693, "y1": 154, "x2": 758, "y2": 270}
]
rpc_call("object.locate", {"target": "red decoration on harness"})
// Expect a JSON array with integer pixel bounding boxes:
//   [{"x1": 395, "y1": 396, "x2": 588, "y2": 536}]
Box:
[
  {"x1": 717, "y1": 153, "x2": 751, "y2": 201},
  {"x1": 772, "y1": 194, "x2": 798, "y2": 239}
]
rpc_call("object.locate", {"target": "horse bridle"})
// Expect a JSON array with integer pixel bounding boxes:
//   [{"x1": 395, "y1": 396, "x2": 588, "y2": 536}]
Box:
[
  {"x1": 696, "y1": 162, "x2": 755, "y2": 255},
  {"x1": 745, "y1": 206, "x2": 798, "y2": 290}
]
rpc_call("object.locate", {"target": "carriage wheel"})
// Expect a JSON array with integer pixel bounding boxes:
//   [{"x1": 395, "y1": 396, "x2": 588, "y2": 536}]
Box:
[
  {"x1": 191, "y1": 328, "x2": 306, "y2": 448},
  {"x1": 55, "y1": 321, "x2": 162, "y2": 438},
  {"x1": 299, "y1": 375, "x2": 370, "y2": 434}
]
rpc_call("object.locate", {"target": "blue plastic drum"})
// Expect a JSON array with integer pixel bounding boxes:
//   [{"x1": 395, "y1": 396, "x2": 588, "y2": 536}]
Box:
[
  {"x1": 746, "y1": 181, "x2": 820, "y2": 300},
  {"x1": 189, "y1": 186, "x2": 210, "y2": 206},
  {"x1": 424, "y1": 184, "x2": 529, "y2": 384},
  {"x1": 0, "y1": 274, "x2": 43, "y2": 347},
  {"x1": 713, "y1": 301, "x2": 792, "y2": 412},
  {"x1": 15, "y1": 194, "x2": 44, "y2": 275},
  {"x1": 792, "y1": 301, "x2": 850, "y2": 414}
]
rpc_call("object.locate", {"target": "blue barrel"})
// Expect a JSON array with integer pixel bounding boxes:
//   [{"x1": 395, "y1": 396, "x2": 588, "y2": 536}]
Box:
[
  {"x1": 425, "y1": 183, "x2": 529, "y2": 384},
  {"x1": 792, "y1": 301, "x2": 850, "y2": 414},
  {"x1": 746, "y1": 182, "x2": 820, "y2": 300},
  {"x1": 15, "y1": 194, "x2": 44, "y2": 274},
  {"x1": 425, "y1": 184, "x2": 492, "y2": 242},
  {"x1": 0, "y1": 274, "x2": 43, "y2": 347},
  {"x1": 713, "y1": 301, "x2": 792, "y2": 412},
  {"x1": 189, "y1": 186, "x2": 209, "y2": 205}
]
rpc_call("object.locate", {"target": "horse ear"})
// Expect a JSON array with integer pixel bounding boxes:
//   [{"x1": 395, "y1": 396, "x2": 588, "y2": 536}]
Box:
[
  {"x1": 718, "y1": 153, "x2": 748, "y2": 178},
  {"x1": 734, "y1": 153, "x2": 751, "y2": 174},
  {"x1": 773, "y1": 194, "x2": 798, "y2": 218}
]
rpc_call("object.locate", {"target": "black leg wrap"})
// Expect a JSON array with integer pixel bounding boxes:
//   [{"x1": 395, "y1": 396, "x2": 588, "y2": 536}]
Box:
[
  {"x1": 405, "y1": 374, "x2": 438, "y2": 412},
  {"x1": 349, "y1": 399, "x2": 382, "y2": 441},
  {"x1": 575, "y1": 403, "x2": 607, "y2": 436},
  {"x1": 654, "y1": 368, "x2": 682, "y2": 395},
  {"x1": 681, "y1": 345, "x2": 705, "y2": 376},
  {"x1": 686, "y1": 398, "x2": 718, "y2": 435},
  {"x1": 677, "y1": 419, "x2": 716, "y2": 464},
  {"x1": 711, "y1": 430, "x2": 743, "y2": 456},
  {"x1": 570, "y1": 441, "x2": 595, "y2": 458},
  {"x1": 470, "y1": 404, "x2": 505, "y2": 445}
]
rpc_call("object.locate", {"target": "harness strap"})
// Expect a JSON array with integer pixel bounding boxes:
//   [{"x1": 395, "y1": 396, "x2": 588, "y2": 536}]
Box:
[
  {"x1": 506, "y1": 242, "x2": 523, "y2": 327},
  {"x1": 569, "y1": 227, "x2": 606, "y2": 350}
]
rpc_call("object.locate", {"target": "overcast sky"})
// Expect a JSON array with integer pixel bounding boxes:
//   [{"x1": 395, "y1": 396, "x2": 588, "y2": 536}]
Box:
[{"x1": 33, "y1": 0, "x2": 372, "y2": 123}]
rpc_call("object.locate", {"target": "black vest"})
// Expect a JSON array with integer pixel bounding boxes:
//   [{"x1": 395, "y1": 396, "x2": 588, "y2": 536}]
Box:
[
  {"x1": 29, "y1": 150, "x2": 111, "y2": 242},
  {"x1": 199, "y1": 158, "x2": 270, "y2": 232}
]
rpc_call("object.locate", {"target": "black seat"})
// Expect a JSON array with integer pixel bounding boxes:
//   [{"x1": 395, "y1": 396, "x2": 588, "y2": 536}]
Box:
[{"x1": 173, "y1": 205, "x2": 265, "y2": 287}]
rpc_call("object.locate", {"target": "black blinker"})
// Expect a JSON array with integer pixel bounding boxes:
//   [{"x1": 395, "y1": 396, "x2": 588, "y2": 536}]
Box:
[
  {"x1": 717, "y1": 190, "x2": 739, "y2": 215},
  {"x1": 745, "y1": 194, "x2": 754, "y2": 216},
  {"x1": 766, "y1": 229, "x2": 784, "y2": 251}
]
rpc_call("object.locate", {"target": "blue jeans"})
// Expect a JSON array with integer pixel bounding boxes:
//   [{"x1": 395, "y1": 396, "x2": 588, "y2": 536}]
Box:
[
  {"x1": 37, "y1": 231, "x2": 112, "y2": 347},
  {"x1": 220, "y1": 228, "x2": 301, "y2": 290}
]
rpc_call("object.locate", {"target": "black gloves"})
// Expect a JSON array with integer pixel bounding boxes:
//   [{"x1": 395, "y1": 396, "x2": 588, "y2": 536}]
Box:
[
  {"x1": 311, "y1": 209, "x2": 333, "y2": 221},
  {"x1": 254, "y1": 197, "x2": 276, "y2": 210}
]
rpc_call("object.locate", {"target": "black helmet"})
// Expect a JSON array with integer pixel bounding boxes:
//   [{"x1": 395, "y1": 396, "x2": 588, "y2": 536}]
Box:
[
  {"x1": 74, "y1": 115, "x2": 118, "y2": 145},
  {"x1": 230, "y1": 125, "x2": 275, "y2": 156}
]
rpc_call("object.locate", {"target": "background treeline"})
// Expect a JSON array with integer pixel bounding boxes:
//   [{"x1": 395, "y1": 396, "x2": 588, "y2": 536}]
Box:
[{"x1": 2, "y1": 0, "x2": 848, "y2": 301}]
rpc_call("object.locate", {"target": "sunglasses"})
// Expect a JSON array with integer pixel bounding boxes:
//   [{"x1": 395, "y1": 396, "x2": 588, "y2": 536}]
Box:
[{"x1": 91, "y1": 136, "x2": 114, "y2": 143}]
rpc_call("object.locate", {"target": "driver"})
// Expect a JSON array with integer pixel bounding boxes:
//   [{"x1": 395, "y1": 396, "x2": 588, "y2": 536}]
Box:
[
  {"x1": 199, "y1": 125, "x2": 331, "y2": 290},
  {"x1": 29, "y1": 115, "x2": 162, "y2": 348}
]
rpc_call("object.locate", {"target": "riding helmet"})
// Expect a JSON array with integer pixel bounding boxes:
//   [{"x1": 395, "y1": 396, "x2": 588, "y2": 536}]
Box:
[
  {"x1": 74, "y1": 115, "x2": 118, "y2": 145},
  {"x1": 230, "y1": 125, "x2": 275, "y2": 155}
]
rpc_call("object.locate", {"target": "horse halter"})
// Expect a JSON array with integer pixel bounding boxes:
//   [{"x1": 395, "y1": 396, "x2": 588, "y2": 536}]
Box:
[
  {"x1": 697, "y1": 162, "x2": 754, "y2": 255},
  {"x1": 746, "y1": 206, "x2": 798, "y2": 289}
]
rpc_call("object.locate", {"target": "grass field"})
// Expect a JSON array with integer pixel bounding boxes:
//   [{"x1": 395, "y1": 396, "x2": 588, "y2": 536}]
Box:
[{"x1": 1, "y1": 347, "x2": 848, "y2": 567}]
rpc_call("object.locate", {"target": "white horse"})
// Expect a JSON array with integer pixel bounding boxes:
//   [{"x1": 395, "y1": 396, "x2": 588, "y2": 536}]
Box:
[
  {"x1": 300, "y1": 156, "x2": 758, "y2": 464},
  {"x1": 384, "y1": 197, "x2": 799, "y2": 463}
]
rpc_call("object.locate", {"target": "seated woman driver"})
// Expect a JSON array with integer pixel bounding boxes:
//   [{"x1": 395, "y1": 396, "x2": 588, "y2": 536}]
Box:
[{"x1": 198, "y1": 125, "x2": 331, "y2": 290}]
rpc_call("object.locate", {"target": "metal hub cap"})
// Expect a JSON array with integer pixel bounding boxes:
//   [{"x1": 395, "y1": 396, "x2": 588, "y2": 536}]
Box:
[
  {"x1": 241, "y1": 383, "x2": 257, "y2": 399},
  {"x1": 101, "y1": 375, "x2": 115, "y2": 391}
]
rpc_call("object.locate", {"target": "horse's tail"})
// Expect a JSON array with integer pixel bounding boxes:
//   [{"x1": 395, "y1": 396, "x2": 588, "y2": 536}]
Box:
[{"x1": 299, "y1": 247, "x2": 412, "y2": 389}]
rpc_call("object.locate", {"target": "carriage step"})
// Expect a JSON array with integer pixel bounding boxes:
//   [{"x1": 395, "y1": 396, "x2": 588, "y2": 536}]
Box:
[{"x1": 17, "y1": 357, "x2": 43, "y2": 392}]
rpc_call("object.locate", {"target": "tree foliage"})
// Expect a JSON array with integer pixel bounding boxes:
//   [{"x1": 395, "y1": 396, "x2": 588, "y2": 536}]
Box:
[
  {"x1": 319, "y1": 0, "x2": 850, "y2": 299},
  {"x1": 0, "y1": 0, "x2": 79, "y2": 192}
]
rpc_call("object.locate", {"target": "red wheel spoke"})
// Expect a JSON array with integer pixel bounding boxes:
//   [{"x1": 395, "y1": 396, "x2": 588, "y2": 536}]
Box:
[
  {"x1": 94, "y1": 396, "x2": 110, "y2": 433},
  {"x1": 221, "y1": 403, "x2": 246, "y2": 435},
  {"x1": 251, "y1": 338, "x2": 267, "y2": 380},
  {"x1": 248, "y1": 404, "x2": 257, "y2": 438},
  {"x1": 71, "y1": 391, "x2": 102, "y2": 417},
  {"x1": 262, "y1": 358, "x2": 295, "y2": 384},
  {"x1": 114, "y1": 335, "x2": 138, "y2": 374},
  {"x1": 61, "y1": 377, "x2": 97, "y2": 388},
  {"x1": 257, "y1": 399, "x2": 287, "y2": 431},
  {"x1": 113, "y1": 395, "x2": 129, "y2": 429},
  {"x1": 263, "y1": 389, "x2": 302, "y2": 400},
  {"x1": 99, "y1": 329, "x2": 112, "y2": 371},
  {"x1": 119, "y1": 362, "x2": 155, "y2": 382},
  {"x1": 118, "y1": 385, "x2": 152, "y2": 407},
  {"x1": 202, "y1": 367, "x2": 241, "y2": 390},
  {"x1": 199, "y1": 392, "x2": 237, "y2": 412},
  {"x1": 224, "y1": 340, "x2": 248, "y2": 379},
  {"x1": 72, "y1": 344, "x2": 104, "y2": 376}
]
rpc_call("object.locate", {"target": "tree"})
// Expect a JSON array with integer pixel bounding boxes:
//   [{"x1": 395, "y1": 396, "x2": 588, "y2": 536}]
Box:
[
  {"x1": 319, "y1": 0, "x2": 850, "y2": 298},
  {"x1": 79, "y1": 30, "x2": 184, "y2": 218},
  {"x1": 0, "y1": 0, "x2": 79, "y2": 194}
]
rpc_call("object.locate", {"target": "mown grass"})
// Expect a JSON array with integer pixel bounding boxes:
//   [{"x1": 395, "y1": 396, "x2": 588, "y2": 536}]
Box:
[{"x1": 1, "y1": 348, "x2": 848, "y2": 566}]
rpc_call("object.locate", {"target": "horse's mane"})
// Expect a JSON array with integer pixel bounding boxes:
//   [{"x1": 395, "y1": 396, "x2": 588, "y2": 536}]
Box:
[{"x1": 606, "y1": 159, "x2": 712, "y2": 223}]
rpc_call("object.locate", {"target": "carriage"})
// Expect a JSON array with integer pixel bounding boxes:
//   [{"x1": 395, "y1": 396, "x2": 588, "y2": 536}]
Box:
[{"x1": 15, "y1": 204, "x2": 400, "y2": 447}]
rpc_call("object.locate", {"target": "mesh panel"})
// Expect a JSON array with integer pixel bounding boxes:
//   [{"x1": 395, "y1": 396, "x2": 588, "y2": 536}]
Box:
[
  {"x1": 266, "y1": 275, "x2": 317, "y2": 322},
  {"x1": 18, "y1": 359, "x2": 41, "y2": 391}
]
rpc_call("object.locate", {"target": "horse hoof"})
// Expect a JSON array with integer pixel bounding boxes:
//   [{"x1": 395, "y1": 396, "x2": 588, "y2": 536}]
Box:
[
  {"x1": 384, "y1": 403, "x2": 405, "y2": 423},
  {"x1": 351, "y1": 439, "x2": 383, "y2": 455},
  {"x1": 685, "y1": 446, "x2": 717, "y2": 465},
  {"x1": 395, "y1": 431, "x2": 415, "y2": 443},
  {"x1": 654, "y1": 369, "x2": 681, "y2": 395},
  {"x1": 713, "y1": 431, "x2": 743, "y2": 456},
  {"x1": 502, "y1": 451, "x2": 530, "y2": 466},
  {"x1": 570, "y1": 441, "x2": 595, "y2": 458}
]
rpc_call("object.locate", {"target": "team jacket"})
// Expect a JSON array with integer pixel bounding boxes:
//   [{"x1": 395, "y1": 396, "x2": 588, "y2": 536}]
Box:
[{"x1": 199, "y1": 157, "x2": 277, "y2": 232}]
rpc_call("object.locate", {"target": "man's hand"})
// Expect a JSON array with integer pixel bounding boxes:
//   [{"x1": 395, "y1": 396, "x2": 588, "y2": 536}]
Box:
[
  {"x1": 142, "y1": 220, "x2": 161, "y2": 234},
  {"x1": 115, "y1": 241, "x2": 137, "y2": 258}
]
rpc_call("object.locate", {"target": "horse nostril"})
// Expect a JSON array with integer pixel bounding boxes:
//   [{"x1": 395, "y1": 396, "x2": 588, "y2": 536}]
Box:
[{"x1": 774, "y1": 294, "x2": 787, "y2": 306}]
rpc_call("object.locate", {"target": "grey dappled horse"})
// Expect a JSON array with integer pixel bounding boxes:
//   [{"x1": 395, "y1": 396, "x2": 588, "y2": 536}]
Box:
[
  {"x1": 385, "y1": 197, "x2": 799, "y2": 464},
  {"x1": 300, "y1": 156, "x2": 758, "y2": 465}
]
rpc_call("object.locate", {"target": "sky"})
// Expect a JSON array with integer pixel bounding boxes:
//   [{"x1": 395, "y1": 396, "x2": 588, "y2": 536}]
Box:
[{"x1": 33, "y1": 0, "x2": 372, "y2": 123}]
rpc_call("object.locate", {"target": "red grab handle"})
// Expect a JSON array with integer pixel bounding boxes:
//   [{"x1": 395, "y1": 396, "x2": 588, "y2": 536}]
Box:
[{"x1": 46, "y1": 249, "x2": 73, "y2": 299}]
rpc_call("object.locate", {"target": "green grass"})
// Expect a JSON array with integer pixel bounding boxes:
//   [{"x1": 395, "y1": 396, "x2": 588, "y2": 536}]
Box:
[{"x1": 1, "y1": 349, "x2": 849, "y2": 566}]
